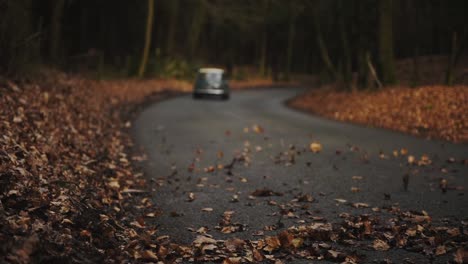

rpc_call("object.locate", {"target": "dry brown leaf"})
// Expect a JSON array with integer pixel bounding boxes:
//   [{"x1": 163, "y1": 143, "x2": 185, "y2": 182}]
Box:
[
  {"x1": 264, "y1": 236, "x2": 281, "y2": 252},
  {"x1": 435, "y1": 245, "x2": 447, "y2": 256},
  {"x1": 454, "y1": 248, "x2": 468, "y2": 264},
  {"x1": 309, "y1": 142, "x2": 322, "y2": 153},
  {"x1": 141, "y1": 250, "x2": 159, "y2": 261},
  {"x1": 278, "y1": 230, "x2": 294, "y2": 248},
  {"x1": 252, "y1": 124, "x2": 264, "y2": 134},
  {"x1": 373, "y1": 239, "x2": 390, "y2": 251}
]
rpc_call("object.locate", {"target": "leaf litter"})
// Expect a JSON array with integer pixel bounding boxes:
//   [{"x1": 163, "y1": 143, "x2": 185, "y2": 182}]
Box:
[{"x1": 1, "y1": 74, "x2": 467, "y2": 263}]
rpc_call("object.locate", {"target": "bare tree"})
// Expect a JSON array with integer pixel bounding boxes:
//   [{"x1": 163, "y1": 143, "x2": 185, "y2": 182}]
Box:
[
  {"x1": 138, "y1": 0, "x2": 155, "y2": 78},
  {"x1": 378, "y1": 0, "x2": 396, "y2": 85}
]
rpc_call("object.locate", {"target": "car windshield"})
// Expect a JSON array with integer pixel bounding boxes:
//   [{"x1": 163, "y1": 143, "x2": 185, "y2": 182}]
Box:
[{"x1": 196, "y1": 71, "x2": 223, "y2": 88}]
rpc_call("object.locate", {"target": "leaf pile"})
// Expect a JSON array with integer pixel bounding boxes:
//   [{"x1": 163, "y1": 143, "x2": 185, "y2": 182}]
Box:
[
  {"x1": 141, "y1": 209, "x2": 467, "y2": 263},
  {"x1": 0, "y1": 73, "x2": 186, "y2": 262},
  {"x1": 290, "y1": 85, "x2": 468, "y2": 142}
]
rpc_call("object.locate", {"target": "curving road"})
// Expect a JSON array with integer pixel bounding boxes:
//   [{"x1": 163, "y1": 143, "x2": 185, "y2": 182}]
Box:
[{"x1": 133, "y1": 89, "x2": 467, "y2": 262}]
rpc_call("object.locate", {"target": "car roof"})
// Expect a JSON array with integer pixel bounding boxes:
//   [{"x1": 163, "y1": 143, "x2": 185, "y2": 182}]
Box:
[{"x1": 199, "y1": 68, "x2": 224, "y2": 74}]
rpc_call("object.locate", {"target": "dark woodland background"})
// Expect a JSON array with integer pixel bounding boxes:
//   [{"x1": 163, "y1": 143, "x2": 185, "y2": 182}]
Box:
[{"x1": 1, "y1": 0, "x2": 467, "y2": 88}]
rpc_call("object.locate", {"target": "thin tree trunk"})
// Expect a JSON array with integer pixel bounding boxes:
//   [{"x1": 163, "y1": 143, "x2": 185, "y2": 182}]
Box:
[
  {"x1": 313, "y1": 14, "x2": 338, "y2": 81},
  {"x1": 338, "y1": 1, "x2": 351, "y2": 90},
  {"x1": 259, "y1": 0, "x2": 269, "y2": 77},
  {"x1": 188, "y1": 0, "x2": 207, "y2": 60},
  {"x1": 285, "y1": 10, "x2": 296, "y2": 81},
  {"x1": 49, "y1": 0, "x2": 65, "y2": 62},
  {"x1": 378, "y1": 0, "x2": 396, "y2": 85},
  {"x1": 259, "y1": 30, "x2": 267, "y2": 77},
  {"x1": 355, "y1": 0, "x2": 370, "y2": 90},
  {"x1": 411, "y1": 47, "x2": 420, "y2": 87},
  {"x1": 166, "y1": 0, "x2": 179, "y2": 56},
  {"x1": 79, "y1": 3, "x2": 88, "y2": 52},
  {"x1": 357, "y1": 50, "x2": 369, "y2": 89},
  {"x1": 367, "y1": 52, "x2": 383, "y2": 89},
  {"x1": 445, "y1": 30, "x2": 467, "y2": 86},
  {"x1": 138, "y1": 0, "x2": 155, "y2": 78}
]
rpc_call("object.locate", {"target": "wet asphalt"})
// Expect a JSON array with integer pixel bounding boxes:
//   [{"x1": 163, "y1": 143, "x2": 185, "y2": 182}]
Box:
[{"x1": 132, "y1": 88, "x2": 467, "y2": 263}]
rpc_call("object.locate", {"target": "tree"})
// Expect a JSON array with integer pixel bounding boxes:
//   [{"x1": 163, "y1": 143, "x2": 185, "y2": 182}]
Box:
[
  {"x1": 138, "y1": 0, "x2": 155, "y2": 78},
  {"x1": 165, "y1": 0, "x2": 179, "y2": 56},
  {"x1": 378, "y1": 0, "x2": 396, "y2": 85},
  {"x1": 49, "y1": 0, "x2": 65, "y2": 62},
  {"x1": 259, "y1": 0, "x2": 269, "y2": 77},
  {"x1": 313, "y1": 9, "x2": 338, "y2": 82},
  {"x1": 188, "y1": 0, "x2": 207, "y2": 60},
  {"x1": 285, "y1": 2, "x2": 298, "y2": 81},
  {"x1": 337, "y1": 0, "x2": 352, "y2": 90}
]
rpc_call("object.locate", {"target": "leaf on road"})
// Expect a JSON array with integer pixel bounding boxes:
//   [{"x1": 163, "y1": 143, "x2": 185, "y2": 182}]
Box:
[
  {"x1": 187, "y1": 192, "x2": 195, "y2": 202},
  {"x1": 251, "y1": 188, "x2": 283, "y2": 197},
  {"x1": 352, "y1": 202, "x2": 370, "y2": 208},
  {"x1": 334, "y1": 198, "x2": 347, "y2": 204},
  {"x1": 263, "y1": 236, "x2": 281, "y2": 252},
  {"x1": 252, "y1": 124, "x2": 264, "y2": 134},
  {"x1": 309, "y1": 142, "x2": 322, "y2": 153}
]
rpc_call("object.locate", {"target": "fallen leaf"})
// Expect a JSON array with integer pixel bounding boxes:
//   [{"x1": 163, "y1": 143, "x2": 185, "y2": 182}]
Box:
[
  {"x1": 141, "y1": 250, "x2": 159, "y2": 261},
  {"x1": 334, "y1": 198, "x2": 347, "y2": 203},
  {"x1": 278, "y1": 230, "x2": 294, "y2": 248},
  {"x1": 252, "y1": 124, "x2": 264, "y2": 134},
  {"x1": 264, "y1": 236, "x2": 281, "y2": 252},
  {"x1": 309, "y1": 142, "x2": 322, "y2": 153},
  {"x1": 251, "y1": 188, "x2": 283, "y2": 197},
  {"x1": 373, "y1": 239, "x2": 390, "y2": 251},
  {"x1": 435, "y1": 245, "x2": 447, "y2": 256},
  {"x1": 187, "y1": 192, "x2": 195, "y2": 202},
  {"x1": 454, "y1": 248, "x2": 468, "y2": 264},
  {"x1": 352, "y1": 202, "x2": 369, "y2": 208}
]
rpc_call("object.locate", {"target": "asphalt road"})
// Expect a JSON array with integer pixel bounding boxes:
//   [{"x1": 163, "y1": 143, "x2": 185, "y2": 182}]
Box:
[{"x1": 132, "y1": 88, "x2": 467, "y2": 263}]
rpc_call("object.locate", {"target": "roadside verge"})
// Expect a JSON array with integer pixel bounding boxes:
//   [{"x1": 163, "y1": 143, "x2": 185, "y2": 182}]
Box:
[{"x1": 288, "y1": 85, "x2": 468, "y2": 143}]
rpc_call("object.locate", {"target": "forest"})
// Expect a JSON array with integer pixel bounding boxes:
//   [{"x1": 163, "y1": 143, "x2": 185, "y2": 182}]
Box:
[{"x1": 1, "y1": 0, "x2": 467, "y2": 88}]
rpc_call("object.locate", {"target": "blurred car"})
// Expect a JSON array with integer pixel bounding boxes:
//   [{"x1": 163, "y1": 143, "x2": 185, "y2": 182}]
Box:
[{"x1": 193, "y1": 68, "x2": 230, "y2": 100}]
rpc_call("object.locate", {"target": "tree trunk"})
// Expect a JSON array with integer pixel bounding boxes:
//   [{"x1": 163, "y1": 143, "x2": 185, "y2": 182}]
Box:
[
  {"x1": 445, "y1": 30, "x2": 467, "y2": 86},
  {"x1": 79, "y1": 3, "x2": 88, "y2": 52},
  {"x1": 259, "y1": 0, "x2": 269, "y2": 77},
  {"x1": 166, "y1": 0, "x2": 179, "y2": 56},
  {"x1": 355, "y1": 0, "x2": 371, "y2": 90},
  {"x1": 313, "y1": 14, "x2": 338, "y2": 81},
  {"x1": 138, "y1": 0, "x2": 155, "y2": 78},
  {"x1": 49, "y1": 0, "x2": 65, "y2": 62},
  {"x1": 410, "y1": 48, "x2": 420, "y2": 87},
  {"x1": 188, "y1": 0, "x2": 207, "y2": 60},
  {"x1": 357, "y1": 50, "x2": 369, "y2": 89},
  {"x1": 367, "y1": 52, "x2": 383, "y2": 89},
  {"x1": 338, "y1": 1, "x2": 352, "y2": 90},
  {"x1": 259, "y1": 30, "x2": 267, "y2": 77},
  {"x1": 285, "y1": 10, "x2": 296, "y2": 81},
  {"x1": 445, "y1": 32, "x2": 457, "y2": 86},
  {"x1": 378, "y1": 0, "x2": 396, "y2": 85}
]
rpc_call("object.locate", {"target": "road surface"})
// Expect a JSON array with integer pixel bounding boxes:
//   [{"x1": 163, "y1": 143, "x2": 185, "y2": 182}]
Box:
[{"x1": 132, "y1": 88, "x2": 467, "y2": 263}]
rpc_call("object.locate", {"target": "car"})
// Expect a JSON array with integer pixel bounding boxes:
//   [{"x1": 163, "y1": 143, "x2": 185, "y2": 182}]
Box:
[{"x1": 193, "y1": 68, "x2": 230, "y2": 100}]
